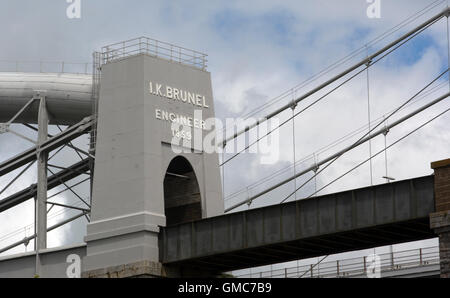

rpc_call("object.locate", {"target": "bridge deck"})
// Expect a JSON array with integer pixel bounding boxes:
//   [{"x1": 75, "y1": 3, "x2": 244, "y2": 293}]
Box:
[{"x1": 160, "y1": 176, "x2": 435, "y2": 272}]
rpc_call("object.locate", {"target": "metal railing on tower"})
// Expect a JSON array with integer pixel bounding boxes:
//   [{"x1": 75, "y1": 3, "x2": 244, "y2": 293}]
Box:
[{"x1": 101, "y1": 36, "x2": 208, "y2": 70}]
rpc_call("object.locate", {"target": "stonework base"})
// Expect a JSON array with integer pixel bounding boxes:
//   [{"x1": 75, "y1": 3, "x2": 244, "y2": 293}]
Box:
[
  {"x1": 430, "y1": 210, "x2": 450, "y2": 278},
  {"x1": 82, "y1": 260, "x2": 162, "y2": 278}
]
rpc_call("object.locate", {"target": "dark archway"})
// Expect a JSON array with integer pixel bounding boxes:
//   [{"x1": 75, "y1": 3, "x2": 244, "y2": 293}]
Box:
[{"x1": 163, "y1": 156, "x2": 202, "y2": 226}]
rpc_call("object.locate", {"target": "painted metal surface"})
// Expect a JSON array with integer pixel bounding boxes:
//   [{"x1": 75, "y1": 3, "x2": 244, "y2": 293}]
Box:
[
  {"x1": 160, "y1": 175, "x2": 435, "y2": 271},
  {"x1": 0, "y1": 72, "x2": 92, "y2": 125},
  {"x1": 0, "y1": 159, "x2": 90, "y2": 213}
]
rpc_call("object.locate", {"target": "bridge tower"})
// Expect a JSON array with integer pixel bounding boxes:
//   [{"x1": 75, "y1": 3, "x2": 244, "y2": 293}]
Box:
[{"x1": 82, "y1": 38, "x2": 224, "y2": 278}]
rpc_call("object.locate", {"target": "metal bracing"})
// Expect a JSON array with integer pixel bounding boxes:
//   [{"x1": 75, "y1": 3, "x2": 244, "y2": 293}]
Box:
[
  {"x1": 36, "y1": 95, "x2": 48, "y2": 250},
  {"x1": 0, "y1": 155, "x2": 91, "y2": 254},
  {"x1": 0, "y1": 109, "x2": 93, "y2": 254},
  {"x1": 218, "y1": 0, "x2": 446, "y2": 127},
  {"x1": 22, "y1": 123, "x2": 94, "y2": 160},
  {"x1": 3, "y1": 97, "x2": 38, "y2": 126},
  {"x1": 0, "y1": 161, "x2": 35, "y2": 197},
  {"x1": 0, "y1": 91, "x2": 93, "y2": 254},
  {"x1": 34, "y1": 95, "x2": 48, "y2": 276},
  {"x1": 221, "y1": 11, "x2": 441, "y2": 169},
  {"x1": 220, "y1": 6, "x2": 450, "y2": 147},
  {"x1": 45, "y1": 201, "x2": 90, "y2": 213},
  {"x1": 225, "y1": 91, "x2": 450, "y2": 212},
  {"x1": 48, "y1": 164, "x2": 74, "y2": 171},
  {"x1": 56, "y1": 125, "x2": 84, "y2": 161},
  {"x1": 89, "y1": 51, "x2": 101, "y2": 208},
  {"x1": 291, "y1": 93, "x2": 297, "y2": 201},
  {"x1": 0, "y1": 211, "x2": 87, "y2": 254},
  {"x1": 0, "y1": 159, "x2": 90, "y2": 213},
  {"x1": 274, "y1": 66, "x2": 449, "y2": 205},
  {"x1": 48, "y1": 144, "x2": 67, "y2": 161},
  {"x1": 46, "y1": 177, "x2": 90, "y2": 200},
  {"x1": 224, "y1": 79, "x2": 448, "y2": 205},
  {"x1": 0, "y1": 115, "x2": 94, "y2": 177},
  {"x1": 0, "y1": 97, "x2": 39, "y2": 145},
  {"x1": 46, "y1": 167, "x2": 90, "y2": 209},
  {"x1": 7, "y1": 129, "x2": 37, "y2": 145},
  {"x1": 365, "y1": 46, "x2": 374, "y2": 186},
  {"x1": 306, "y1": 106, "x2": 450, "y2": 199}
]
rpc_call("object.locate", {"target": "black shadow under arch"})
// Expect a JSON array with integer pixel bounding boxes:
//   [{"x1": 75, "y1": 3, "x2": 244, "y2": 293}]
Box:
[{"x1": 163, "y1": 156, "x2": 202, "y2": 226}]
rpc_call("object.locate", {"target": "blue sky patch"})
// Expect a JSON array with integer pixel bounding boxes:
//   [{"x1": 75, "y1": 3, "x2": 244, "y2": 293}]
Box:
[
  {"x1": 383, "y1": 33, "x2": 437, "y2": 66},
  {"x1": 211, "y1": 8, "x2": 296, "y2": 46}
]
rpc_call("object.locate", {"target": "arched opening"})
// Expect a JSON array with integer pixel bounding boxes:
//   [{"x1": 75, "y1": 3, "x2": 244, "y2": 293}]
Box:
[{"x1": 163, "y1": 156, "x2": 202, "y2": 226}]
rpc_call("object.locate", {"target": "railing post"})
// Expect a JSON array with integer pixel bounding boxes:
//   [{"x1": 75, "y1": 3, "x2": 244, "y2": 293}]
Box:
[
  {"x1": 336, "y1": 260, "x2": 340, "y2": 277},
  {"x1": 106, "y1": 46, "x2": 110, "y2": 62},
  {"x1": 419, "y1": 248, "x2": 423, "y2": 265},
  {"x1": 285, "y1": 268, "x2": 287, "y2": 278},
  {"x1": 310, "y1": 264, "x2": 313, "y2": 278},
  {"x1": 391, "y1": 251, "x2": 394, "y2": 269},
  {"x1": 363, "y1": 256, "x2": 367, "y2": 273}
]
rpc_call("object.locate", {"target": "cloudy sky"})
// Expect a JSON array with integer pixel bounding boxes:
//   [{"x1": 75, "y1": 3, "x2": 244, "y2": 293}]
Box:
[{"x1": 0, "y1": 0, "x2": 449, "y2": 274}]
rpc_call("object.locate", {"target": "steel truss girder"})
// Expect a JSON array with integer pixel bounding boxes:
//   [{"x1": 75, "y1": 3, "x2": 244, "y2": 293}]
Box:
[
  {"x1": 0, "y1": 159, "x2": 90, "y2": 213},
  {"x1": 0, "y1": 211, "x2": 87, "y2": 254},
  {"x1": 0, "y1": 116, "x2": 94, "y2": 177},
  {"x1": 22, "y1": 123, "x2": 94, "y2": 159}
]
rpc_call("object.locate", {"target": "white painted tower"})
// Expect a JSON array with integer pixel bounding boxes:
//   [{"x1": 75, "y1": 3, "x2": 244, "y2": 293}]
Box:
[{"x1": 82, "y1": 38, "x2": 224, "y2": 277}]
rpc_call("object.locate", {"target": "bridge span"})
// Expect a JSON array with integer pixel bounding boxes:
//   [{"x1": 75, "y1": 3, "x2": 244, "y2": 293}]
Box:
[
  {"x1": 159, "y1": 175, "x2": 436, "y2": 274},
  {"x1": 0, "y1": 174, "x2": 440, "y2": 277}
]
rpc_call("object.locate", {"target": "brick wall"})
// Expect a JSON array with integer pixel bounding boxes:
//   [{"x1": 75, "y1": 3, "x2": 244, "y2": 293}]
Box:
[
  {"x1": 432, "y1": 159, "x2": 450, "y2": 212},
  {"x1": 440, "y1": 231, "x2": 450, "y2": 278},
  {"x1": 430, "y1": 158, "x2": 450, "y2": 278}
]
